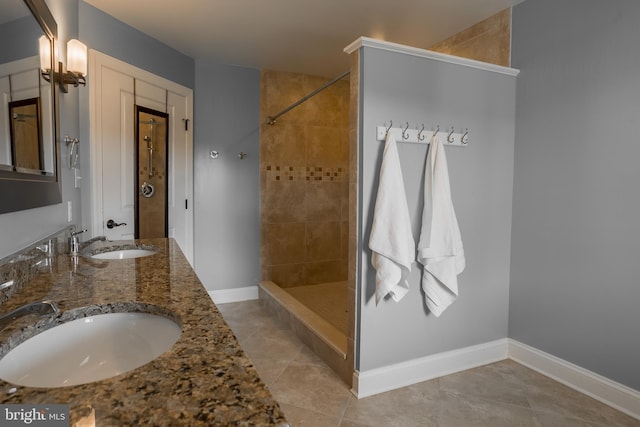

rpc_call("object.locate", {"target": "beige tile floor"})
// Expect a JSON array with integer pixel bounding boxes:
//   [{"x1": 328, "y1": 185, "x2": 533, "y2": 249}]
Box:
[{"x1": 218, "y1": 300, "x2": 640, "y2": 427}]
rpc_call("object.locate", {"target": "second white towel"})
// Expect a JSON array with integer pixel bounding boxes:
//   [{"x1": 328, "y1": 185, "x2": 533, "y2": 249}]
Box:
[{"x1": 417, "y1": 135, "x2": 465, "y2": 317}]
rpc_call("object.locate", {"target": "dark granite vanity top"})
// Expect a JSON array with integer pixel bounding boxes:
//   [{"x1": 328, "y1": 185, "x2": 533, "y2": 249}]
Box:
[{"x1": 0, "y1": 237, "x2": 289, "y2": 426}]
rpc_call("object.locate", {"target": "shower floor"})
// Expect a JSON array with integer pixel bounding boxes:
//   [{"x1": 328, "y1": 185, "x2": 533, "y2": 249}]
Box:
[
  {"x1": 258, "y1": 281, "x2": 351, "y2": 384},
  {"x1": 283, "y1": 281, "x2": 348, "y2": 335}
]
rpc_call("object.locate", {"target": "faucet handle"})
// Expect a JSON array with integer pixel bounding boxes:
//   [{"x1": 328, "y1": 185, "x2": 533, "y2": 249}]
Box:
[
  {"x1": 37, "y1": 238, "x2": 58, "y2": 257},
  {"x1": 71, "y1": 229, "x2": 87, "y2": 237}
]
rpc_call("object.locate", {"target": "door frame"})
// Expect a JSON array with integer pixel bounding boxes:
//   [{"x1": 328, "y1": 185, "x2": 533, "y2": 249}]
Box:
[{"x1": 88, "y1": 50, "x2": 194, "y2": 263}]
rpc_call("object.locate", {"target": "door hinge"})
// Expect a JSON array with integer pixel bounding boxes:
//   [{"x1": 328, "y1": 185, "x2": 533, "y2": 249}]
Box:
[
  {"x1": 185, "y1": 199, "x2": 188, "y2": 209},
  {"x1": 183, "y1": 118, "x2": 190, "y2": 131}
]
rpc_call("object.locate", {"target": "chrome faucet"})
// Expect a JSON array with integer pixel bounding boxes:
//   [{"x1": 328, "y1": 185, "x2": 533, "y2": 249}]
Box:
[
  {"x1": 68, "y1": 229, "x2": 86, "y2": 255},
  {"x1": 68, "y1": 230, "x2": 107, "y2": 255},
  {"x1": 0, "y1": 300, "x2": 60, "y2": 329},
  {"x1": 81, "y1": 236, "x2": 108, "y2": 248}
]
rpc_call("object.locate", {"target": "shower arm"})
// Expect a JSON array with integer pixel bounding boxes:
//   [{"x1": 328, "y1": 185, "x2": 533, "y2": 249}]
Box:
[{"x1": 266, "y1": 70, "x2": 350, "y2": 125}]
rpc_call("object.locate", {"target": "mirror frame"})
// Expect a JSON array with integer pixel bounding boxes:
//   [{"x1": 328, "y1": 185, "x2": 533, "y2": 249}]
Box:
[{"x1": 0, "y1": 0, "x2": 60, "y2": 214}]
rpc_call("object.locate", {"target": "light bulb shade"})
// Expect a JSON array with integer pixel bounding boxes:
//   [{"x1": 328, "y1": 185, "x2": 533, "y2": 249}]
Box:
[
  {"x1": 66, "y1": 39, "x2": 87, "y2": 76},
  {"x1": 39, "y1": 35, "x2": 51, "y2": 72}
]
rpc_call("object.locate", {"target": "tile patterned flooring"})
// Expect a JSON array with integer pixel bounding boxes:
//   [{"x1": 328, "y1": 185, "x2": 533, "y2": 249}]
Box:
[{"x1": 217, "y1": 300, "x2": 640, "y2": 427}]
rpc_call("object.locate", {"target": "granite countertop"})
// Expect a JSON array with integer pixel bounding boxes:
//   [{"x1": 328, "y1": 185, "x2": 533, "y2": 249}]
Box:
[{"x1": 0, "y1": 237, "x2": 289, "y2": 426}]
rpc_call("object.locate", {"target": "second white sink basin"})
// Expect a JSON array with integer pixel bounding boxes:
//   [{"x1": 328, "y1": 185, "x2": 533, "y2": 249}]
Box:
[
  {"x1": 0, "y1": 311, "x2": 181, "y2": 388},
  {"x1": 92, "y1": 249, "x2": 156, "y2": 259}
]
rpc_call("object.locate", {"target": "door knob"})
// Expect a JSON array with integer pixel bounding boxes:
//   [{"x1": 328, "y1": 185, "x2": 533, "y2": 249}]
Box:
[{"x1": 106, "y1": 219, "x2": 126, "y2": 229}]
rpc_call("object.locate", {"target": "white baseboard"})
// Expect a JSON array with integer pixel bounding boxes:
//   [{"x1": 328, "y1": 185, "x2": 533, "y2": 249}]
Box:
[
  {"x1": 352, "y1": 338, "x2": 509, "y2": 398},
  {"x1": 208, "y1": 285, "x2": 259, "y2": 304},
  {"x1": 508, "y1": 339, "x2": 640, "y2": 421},
  {"x1": 351, "y1": 338, "x2": 639, "y2": 421}
]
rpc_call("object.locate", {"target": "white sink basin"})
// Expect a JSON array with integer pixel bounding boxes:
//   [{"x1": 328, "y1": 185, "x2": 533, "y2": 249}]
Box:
[
  {"x1": 0, "y1": 312, "x2": 181, "y2": 388},
  {"x1": 92, "y1": 249, "x2": 156, "y2": 259}
]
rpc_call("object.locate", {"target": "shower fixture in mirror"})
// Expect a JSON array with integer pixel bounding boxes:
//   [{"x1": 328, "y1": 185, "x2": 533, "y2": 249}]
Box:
[{"x1": 0, "y1": 0, "x2": 60, "y2": 214}]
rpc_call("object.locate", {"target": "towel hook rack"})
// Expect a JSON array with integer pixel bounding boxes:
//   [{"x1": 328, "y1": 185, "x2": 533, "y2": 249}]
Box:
[
  {"x1": 375, "y1": 122, "x2": 468, "y2": 147},
  {"x1": 402, "y1": 122, "x2": 410, "y2": 140}
]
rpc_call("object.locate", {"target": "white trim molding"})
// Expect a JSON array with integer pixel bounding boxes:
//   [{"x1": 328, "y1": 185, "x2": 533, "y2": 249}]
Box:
[
  {"x1": 351, "y1": 337, "x2": 639, "y2": 421},
  {"x1": 208, "y1": 286, "x2": 259, "y2": 304},
  {"x1": 509, "y1": 339, "x2": 640, "y2": 421},
  {"x1": 344, "y1": 36, "x2": 520, "y2": 77},
  {"x1": 352, "y1": 339, "x2": 508, "y2": 399}
]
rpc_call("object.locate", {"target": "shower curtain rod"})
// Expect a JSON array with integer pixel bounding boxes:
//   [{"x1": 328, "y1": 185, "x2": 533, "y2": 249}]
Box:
[{"x1": 266, "y1": 70, "x2": 350, "y2": 125}]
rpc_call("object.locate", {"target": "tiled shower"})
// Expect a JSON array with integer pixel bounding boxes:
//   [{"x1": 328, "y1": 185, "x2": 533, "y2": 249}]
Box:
[
  {"x1": 258, "y1": 69, "x2": 352, "y2": 384},
  {"x1": 260, "y1": 69, "x2": 350, "y2": 290}
]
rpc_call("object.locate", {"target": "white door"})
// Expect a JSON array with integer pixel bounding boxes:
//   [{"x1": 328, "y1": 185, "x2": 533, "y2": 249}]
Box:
[
  {"x1": 89, "y1": 51, "x2": 194, "y2": 264},
  {"x1": 98, "y1": 66, "x2": 135, "y2": 240}
]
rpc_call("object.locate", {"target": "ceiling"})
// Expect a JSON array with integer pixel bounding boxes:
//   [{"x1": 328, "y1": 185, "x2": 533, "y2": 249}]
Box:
[{"x1": 84, "y1": 0, "x2": 523, "y2": 77}]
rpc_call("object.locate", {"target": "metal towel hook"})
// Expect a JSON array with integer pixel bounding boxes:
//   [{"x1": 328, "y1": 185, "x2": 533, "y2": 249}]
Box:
[
  {"x1": 447, "y1": 126, "x2": 456, "y2": 143},
  {"x1": 418, "y1": 124, "x2": 425, "y2": 141},
  {"x1": 402, "y1": 122, "x2": 410, "y2": 140},
  {"x1": 461, "y1": 128, "x2": 470, "y2": 144},
  {"x1": 433, "y1": 124, "x2": 440, "y2": 137},
  {"x1": 385, "y1": 120, "x2": 393, "y2": 136}
]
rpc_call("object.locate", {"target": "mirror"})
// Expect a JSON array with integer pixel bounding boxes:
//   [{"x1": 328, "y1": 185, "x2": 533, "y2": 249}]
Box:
[{"x1": 0, "y1": 0, "x2": 60, "y2": 214}]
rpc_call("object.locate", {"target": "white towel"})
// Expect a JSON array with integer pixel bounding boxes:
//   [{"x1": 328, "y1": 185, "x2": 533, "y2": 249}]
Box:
[
  {"x1": 369, "y1": 133, "x2": 415, "y2": 305},
  {"x1": 417, "y1": 135, "x2": 465, "y2": 317}
]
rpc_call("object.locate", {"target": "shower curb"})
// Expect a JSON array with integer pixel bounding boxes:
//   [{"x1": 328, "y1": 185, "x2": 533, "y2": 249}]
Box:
[{"x1": 258, "y1": 281, "x2": 351, "y2": 386}]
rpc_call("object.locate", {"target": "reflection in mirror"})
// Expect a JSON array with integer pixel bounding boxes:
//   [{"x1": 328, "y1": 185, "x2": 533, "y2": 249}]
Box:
[
  {"x1": 136, "y1": 106, "x2": 169, "y2": 239},
  {"x1": 0, "y1": 2, "x2": 53, "y2": 175},
  {"x1": 9, "y1": 97, "x2": 42, "y2": 172},
  {"x1": 0, "y1": 0, "x2": 60, "y2": 213}
]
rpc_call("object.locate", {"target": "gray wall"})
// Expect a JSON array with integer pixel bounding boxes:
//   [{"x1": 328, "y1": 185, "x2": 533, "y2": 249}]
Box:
[
  {"x1": 0, "y1": 0, "x2": 82, "y2": 259},
  {"x1": 193, "y1": 60, "x2": 260, "y2": 291},
  {"x1": 78, "y1": 1, "x2": 194, "y2": 89},
  {"x1": 357, "y1": 47, "x2": 516, "y2": 371},
  {"x1": 510, "y1": 0, "x2": 640, "y2": 391}
]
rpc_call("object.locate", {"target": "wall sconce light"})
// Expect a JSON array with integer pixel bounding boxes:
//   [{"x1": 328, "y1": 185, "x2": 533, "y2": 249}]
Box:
[{"x1": 39, "y1": 36, "x2": 87, "y2": 93}]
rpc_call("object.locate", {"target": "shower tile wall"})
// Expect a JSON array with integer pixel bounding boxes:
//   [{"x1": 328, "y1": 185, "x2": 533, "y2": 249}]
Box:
[
  {"x1": 430, "y1": 8, "x2": 511, "y2": 67},
  {"x1": 260, "y1": 70, "x2": 350, "y2": 288}
]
